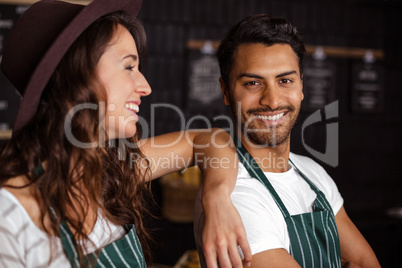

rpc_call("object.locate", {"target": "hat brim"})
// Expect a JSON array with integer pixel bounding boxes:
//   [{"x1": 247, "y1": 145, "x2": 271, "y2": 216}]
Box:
[{"x1": 13, "y1": 0, "x2": 142, "y2": 131}]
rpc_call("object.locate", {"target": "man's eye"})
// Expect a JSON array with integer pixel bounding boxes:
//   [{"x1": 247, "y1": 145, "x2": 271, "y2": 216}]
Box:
[
  {"x1": 245, "y1": 81, "x2": 260, "y2": 86},
  {"x1": 279, "y1": 78, "x2": 292, "y2": 84}
]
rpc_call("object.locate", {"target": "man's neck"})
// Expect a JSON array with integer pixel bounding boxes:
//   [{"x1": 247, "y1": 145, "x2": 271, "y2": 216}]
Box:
[{"x1": 240, "y1": 135, "x2": 290, "y2": 173}]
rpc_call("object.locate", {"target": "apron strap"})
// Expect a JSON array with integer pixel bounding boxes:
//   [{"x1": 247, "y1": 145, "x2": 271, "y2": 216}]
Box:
[
  {"x1": 234, "y1": 136, "x2": 291, "y2": 218},
  {"x1": 288, "y1": 158, "x2": 335, "y2": 214},
  {"x1": 59, "y1": 221, "x2": 83, "y2": 268},
  {"x1": 289, "y1": 158, "x2": 321, "y2": 194},
  {"x1": 234, "y1": 136, "x2": 328, "y2": 217},
  {"x1": 34, "y1": 164, "x2": 89, "y2": 267},
  {"x1": 233, "y1": 136, "x2": 341, "y2": 267},
  {"x1": 34, "y1": 163, "x2": 45, "y2": 178}
]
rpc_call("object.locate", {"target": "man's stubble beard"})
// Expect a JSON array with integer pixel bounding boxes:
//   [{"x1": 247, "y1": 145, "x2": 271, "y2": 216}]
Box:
[{"x1": 230, "y1": 99, "x2": 300, "y2": 148}]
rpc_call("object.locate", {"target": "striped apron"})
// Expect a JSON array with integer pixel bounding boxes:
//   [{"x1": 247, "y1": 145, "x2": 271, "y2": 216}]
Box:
[
  {"x1": 59, "y1": 221, "x2": 146, "y2": 268},
  {"x1": 33, "y1": 165, "x2": 145, "y2": 267},
  {"x1": 236, "y1": 141, "x2": 341, "y2": 267}
]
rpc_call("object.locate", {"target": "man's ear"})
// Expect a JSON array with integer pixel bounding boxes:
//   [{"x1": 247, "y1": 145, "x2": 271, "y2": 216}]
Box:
[{"x1": 219, "y1": 77, "x2": 231, "y2": 105}]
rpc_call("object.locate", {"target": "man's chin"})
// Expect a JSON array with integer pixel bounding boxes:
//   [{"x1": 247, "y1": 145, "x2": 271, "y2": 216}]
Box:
[{"x1": 243, "y1": 132, "x2": 290, "y2": 148}]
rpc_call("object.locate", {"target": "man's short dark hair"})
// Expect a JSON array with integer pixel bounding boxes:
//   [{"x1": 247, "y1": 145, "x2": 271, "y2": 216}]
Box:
[{"x1": 217, "y1": 14, "x2": 306, "y2": 88}]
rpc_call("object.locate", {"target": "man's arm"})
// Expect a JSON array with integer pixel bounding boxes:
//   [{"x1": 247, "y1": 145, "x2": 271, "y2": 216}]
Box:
[
  {"x1": 248, "y1": 249, "x2": 301, "y2": 268},
  {"x1": 336, "y1": 206, "x2": 381, "y2": 268},
  {"x1": 140, "y1": 129, "x2": 252, "y2": 267},
  {"x1": 242, "y1": 207, "x2": 381, "y2": 268},
  {"x1": 193, "y1": 129, "x2": 252, "y2": 268}
]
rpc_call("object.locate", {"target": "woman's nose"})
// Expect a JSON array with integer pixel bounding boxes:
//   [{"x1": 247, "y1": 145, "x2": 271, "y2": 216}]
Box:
[{"x1": 135, "y1": 71, "x2": 152, "y2": 96}]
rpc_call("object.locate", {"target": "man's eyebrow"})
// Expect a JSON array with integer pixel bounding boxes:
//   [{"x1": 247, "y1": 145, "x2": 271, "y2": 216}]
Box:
[
  {"x1": 275, "y1": 70, "x2": 297, "y2": 78},
  {"x1": 238, "y1": 73, "x2": 264, "y2": 80},
  {"x1": 238, "y1": 71, "x2": 297, "y2": 80}
]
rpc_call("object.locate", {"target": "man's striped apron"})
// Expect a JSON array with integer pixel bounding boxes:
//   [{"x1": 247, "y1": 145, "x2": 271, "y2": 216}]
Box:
[{"x1": 236, "y1": 141, "x2": 341, "y2": 267}]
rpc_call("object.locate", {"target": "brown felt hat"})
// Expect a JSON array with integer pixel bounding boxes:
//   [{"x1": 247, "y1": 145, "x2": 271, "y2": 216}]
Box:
[{"x1": 1, "y1": 0, "x2": 142, "y2": 131}]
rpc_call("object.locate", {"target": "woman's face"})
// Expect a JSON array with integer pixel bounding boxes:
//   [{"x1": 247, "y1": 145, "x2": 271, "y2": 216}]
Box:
[{"x1": 96, "y1": 24, "x2": 151, "y2": 140}]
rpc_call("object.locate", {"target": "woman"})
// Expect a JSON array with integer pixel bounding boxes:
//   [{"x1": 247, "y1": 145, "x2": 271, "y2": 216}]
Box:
[{"x1": 0, "y1": 0, "x2": 250, "y2": 267}]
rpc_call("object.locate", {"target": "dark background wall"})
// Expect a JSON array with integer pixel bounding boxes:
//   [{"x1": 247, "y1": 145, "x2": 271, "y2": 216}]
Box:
[
  {"x1": 0, "y1": 0, "x2": 401, "y2": 267},
  {"x1": 136, "y1": 0, "x2": 402, "y2": 266}
]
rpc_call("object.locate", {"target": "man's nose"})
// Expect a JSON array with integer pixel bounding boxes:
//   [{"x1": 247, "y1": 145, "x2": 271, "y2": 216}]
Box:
[{"x1": 260, "y1": 84, "x2": 281, "y2": 110}]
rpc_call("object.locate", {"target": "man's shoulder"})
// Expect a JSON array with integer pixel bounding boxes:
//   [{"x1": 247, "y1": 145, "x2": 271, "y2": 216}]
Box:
[
  {"x1": 289, "y1": 152, "x2": 319, "y2": 166},
  {"x1": 289, "y1": 152, "x2": 327, "y2": 177}
]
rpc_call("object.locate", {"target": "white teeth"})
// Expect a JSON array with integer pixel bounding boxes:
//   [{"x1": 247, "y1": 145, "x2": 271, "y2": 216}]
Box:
[
  {"x1": 125, "y1": 103, "x2": 139, "y2": 113},
  {"x1": 257, "y1": 112, "x2": 284, "y2": 121}
]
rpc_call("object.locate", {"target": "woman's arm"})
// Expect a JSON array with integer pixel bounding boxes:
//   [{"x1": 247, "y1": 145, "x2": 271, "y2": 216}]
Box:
[{"x1": 139, "y1": 130, "x2": 200, "y2": 180}]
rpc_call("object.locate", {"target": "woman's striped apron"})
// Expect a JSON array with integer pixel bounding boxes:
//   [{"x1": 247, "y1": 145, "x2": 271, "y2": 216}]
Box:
[
  {"x1": 236, "y1": 140, "x2": 341, "y2": 267},
  {"x1": 59, "y1": 221, "x2": 146, "y2": 268},
  {"x1": 34, "y1": 164, "x2": 146, "y2": 267}
]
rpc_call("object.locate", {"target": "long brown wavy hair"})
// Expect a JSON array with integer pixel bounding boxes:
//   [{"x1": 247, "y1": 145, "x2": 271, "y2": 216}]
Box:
[{"x1": 0, "y1": 11, "x2": 153, "y2": 266}]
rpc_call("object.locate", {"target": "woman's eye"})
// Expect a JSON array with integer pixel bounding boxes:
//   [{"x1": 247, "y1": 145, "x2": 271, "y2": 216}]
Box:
[{"x1": 125, "y1": 65, "x2": 135, "y2": 71}]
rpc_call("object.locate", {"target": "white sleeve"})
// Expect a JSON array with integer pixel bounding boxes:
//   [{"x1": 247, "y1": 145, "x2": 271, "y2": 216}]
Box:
[
  {"x1": 231, "y1": 180, "x2": 290, "y2": 255},
  {"x1": 0, "y1": 216, "x2": 25, "y2": 267},
  {"x1": 316, "y1": 164, "x2": 344, "y2": 215}
]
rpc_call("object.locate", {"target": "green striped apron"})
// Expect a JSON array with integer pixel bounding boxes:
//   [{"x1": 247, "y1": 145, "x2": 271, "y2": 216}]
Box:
[
  {"x1": 33, "y1": 165, "x2": 145, "y2": 267},
  {"x1": 59, "y1": 221, "x2": 146, "y2": 268},
  {"x1": 235, "y1": 140, "x2": 341, "y2": 267}
]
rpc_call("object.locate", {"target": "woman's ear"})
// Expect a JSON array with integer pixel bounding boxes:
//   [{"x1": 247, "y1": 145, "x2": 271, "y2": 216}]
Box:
[
  {"x1": 301, "y1": 74, "x2": 304, "y2": 100},
  {"x1": 219, "y1": 78, "x2": 231, "y2": 106}
]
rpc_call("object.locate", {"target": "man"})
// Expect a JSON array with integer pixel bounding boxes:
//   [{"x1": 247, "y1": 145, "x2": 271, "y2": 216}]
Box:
[{"x1": 194, "y1": 14, "x2": 380, "y2": 267}]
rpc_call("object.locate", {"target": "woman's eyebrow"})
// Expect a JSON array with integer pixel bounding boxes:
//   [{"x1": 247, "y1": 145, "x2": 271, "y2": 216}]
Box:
[{"x1": 123, "y1": 54, "x2": 138, "y2": 61}]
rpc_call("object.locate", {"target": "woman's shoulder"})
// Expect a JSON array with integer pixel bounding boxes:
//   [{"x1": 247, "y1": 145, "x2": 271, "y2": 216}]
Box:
[
  {"x1": 0, "y1": 186, "x2": 34, "y2": 224},
  {"x1": 1, "y1": 177, "x2": 45, "y2": 233},
  {"x1": 0, "y1": 186, "x2": 66, "y2": 267}
]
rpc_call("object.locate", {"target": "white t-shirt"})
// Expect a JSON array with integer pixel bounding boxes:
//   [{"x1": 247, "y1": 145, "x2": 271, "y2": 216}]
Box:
[
  {"x1": 0, "y1": 188, "x2": 126, "y2": 267},
  {"x1": 194, "y1": 152, "x2": 343, "y2": 265}
]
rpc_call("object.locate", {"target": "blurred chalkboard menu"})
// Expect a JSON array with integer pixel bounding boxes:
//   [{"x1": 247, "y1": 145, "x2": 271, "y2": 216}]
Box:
[
  {"x1": 351, "y1": 62, "x2": 384, "y2": 113},
  {"x1": 185, "y1": 44, "x2": 230, "y2": 129},
  {"x1": 302, "y1": 56, "x2": 336, "y2": 111},
  {"x1": 0, "y1": 4, "x2": 28, "y2": 137},
  {"x1": 188, "y1": 54, "x2": 221, "y2": 105}
]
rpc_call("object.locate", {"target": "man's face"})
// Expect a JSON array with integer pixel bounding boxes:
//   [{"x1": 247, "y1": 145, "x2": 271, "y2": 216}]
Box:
[{"x1": 222, "y1": 43, "x2": 304, "y2": 147}]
